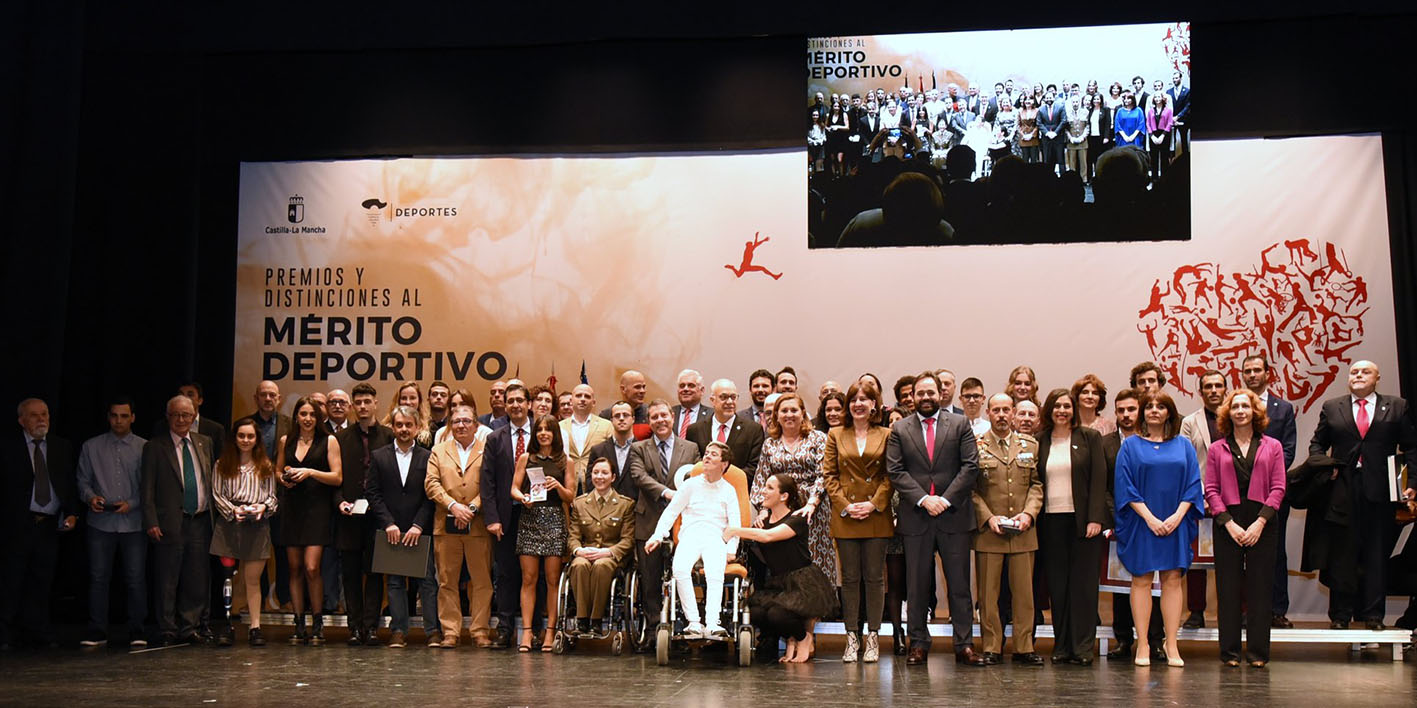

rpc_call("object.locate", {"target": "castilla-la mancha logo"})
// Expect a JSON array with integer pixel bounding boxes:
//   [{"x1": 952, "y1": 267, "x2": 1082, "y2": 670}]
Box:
[{"x1": 287, "y1": 194, "x2": 304, "y2": 224}]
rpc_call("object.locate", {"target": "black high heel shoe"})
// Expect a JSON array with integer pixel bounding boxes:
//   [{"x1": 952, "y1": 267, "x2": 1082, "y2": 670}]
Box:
[
  {"x1": 309, "y1": 614, "x2": 325, "y2": 646},
  {"x1": 289, "y1": 613, "x2": 308, "y2": 645},
  {"x1": 892, "y1": 624, "x2": 908, "y2": 656}
]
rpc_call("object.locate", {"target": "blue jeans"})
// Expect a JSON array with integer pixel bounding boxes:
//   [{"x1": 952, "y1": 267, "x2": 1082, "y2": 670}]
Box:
[
  {"x1": 86, "y1": 527, "x2": 147, "y2": 632},
  {"x1": 387, "y1": 549, "x2": 439, "y2": 634}
]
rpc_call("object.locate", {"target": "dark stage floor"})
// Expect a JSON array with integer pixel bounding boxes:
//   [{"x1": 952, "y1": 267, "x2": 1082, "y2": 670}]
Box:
[{"x1": 2, "y1": 629, "x2": 1414, "y2": 706}]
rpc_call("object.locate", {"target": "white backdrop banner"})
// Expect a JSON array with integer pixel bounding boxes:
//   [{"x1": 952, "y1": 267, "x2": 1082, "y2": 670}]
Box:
[{"x1": 236, "y1": 134, "x2": 1398, "y2": 620}]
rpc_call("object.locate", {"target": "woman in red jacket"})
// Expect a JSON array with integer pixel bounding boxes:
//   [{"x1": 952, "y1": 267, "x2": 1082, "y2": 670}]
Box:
[{"x1": 1204, "y1": 388, "x2": 1287, "y2": 668}]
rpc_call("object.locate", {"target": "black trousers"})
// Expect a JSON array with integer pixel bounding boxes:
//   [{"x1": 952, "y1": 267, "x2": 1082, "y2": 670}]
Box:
[
  {"x1": 1214, "y1": 503, "x2": 1278, "y2": 663},
  {"x1": 1330, "y1": 496, "x2": 1397, "y2": 623},
  {"x1": 636, "y1": 543, "x2": 667, "y2": 627},
  {"x1": 491, "y1": 508, "x2": 522, "y2": 632},
  {"x1": 1039, "y1": 513, "x2": 1105, "y2": 659},
  {"x1": 903, "y1": 527, "x2": 972, "y2": 652},
  {"x1": 1041, "y1": 136, "x2": 1065, "y2": 171},
  {"x1": 339, "y1": 541, "x2": 382, "y2": 633},
  {"x1": 1271, "y1": 500, "x2": 1291, "y2": 615},
  {"x1": 152, "y1": 513, "x2": 212, "y2": 637},
  {"x1": 0, "y1": 515, "x2": 61, "y2": 644}
]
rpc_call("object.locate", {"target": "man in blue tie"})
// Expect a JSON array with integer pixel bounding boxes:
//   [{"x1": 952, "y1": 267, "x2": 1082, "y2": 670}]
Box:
[{"x1": 142, "y1": 395, "x2": 216, "y2": 646}]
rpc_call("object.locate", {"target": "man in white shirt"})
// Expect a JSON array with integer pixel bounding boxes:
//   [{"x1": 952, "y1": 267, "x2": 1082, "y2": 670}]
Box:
[
  {"x1": 672, "y1": 369, "x2": 712, "y2": 440},
  {"x1": 644, "y1": 442, "x2": 740, "y2": 638},
  {"x1": 559, "y1": 384, "x2": 611, "y2": 493},
  {"x1": 590, "y1": 401, "x2": 639, "y2": 500},
  {"x1": 959, "y1": 378, "x2": 990, "y2": 437},
  {"x1": 368, "y1": 406, "x2": 439, "y2": 648},
  {"x1": 324, "y1": 389, "x2": 351, "y2": 433}
]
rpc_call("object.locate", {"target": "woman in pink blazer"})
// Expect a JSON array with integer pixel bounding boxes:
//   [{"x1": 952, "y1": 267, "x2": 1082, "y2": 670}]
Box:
[
  {"x1": 1204, "y1": 388, "x2": 1287, "y2": 668},
  {"x1": 1144, "y1": 94, "x2": 1175, "y2": 183}
]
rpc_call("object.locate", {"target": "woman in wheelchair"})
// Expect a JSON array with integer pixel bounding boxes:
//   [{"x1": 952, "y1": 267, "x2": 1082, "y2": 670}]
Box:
[
  {"x1": 643, "y1": 442, "x2": 741, "y2": 639},
  {"x1": 725, "y1": 474, "x2": 838, "y2": 663},
  {"x1": 567, "y1": 457, "x2": 635, "y2": 634}
]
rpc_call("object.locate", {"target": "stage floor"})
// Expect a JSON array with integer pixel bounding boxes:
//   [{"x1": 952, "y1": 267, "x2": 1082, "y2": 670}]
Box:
[{"x1": 2, "y1": 629, "x2": 1414, "y2": 706}]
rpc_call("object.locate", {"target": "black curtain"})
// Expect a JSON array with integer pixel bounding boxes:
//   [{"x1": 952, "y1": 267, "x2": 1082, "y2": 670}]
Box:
[{"x1": 1384, "y1": 132, "x2": 1417, "y2": 404}]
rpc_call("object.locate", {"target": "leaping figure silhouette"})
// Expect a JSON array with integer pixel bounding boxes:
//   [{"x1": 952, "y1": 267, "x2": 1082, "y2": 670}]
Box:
[{"x1": 725, "y1": 232, "x2": 782, "y2": 280}]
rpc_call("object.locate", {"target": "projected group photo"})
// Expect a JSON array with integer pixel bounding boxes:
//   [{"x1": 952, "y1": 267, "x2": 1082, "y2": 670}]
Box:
[{"x1": 807, "y1": 23, "x2": 1192, "y2": 249}]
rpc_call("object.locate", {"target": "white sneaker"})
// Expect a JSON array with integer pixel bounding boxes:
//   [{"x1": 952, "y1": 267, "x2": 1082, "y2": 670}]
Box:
[
  {"x1": 704, "y1": 624, "x2": 728, "y2": 640},
  {"x1": 684, "y1": 622, "x2": 705, "y2": 639},
  {"x1": 862, "y1": 632, "x2": 880, "y2": 663},
  {"x1": 842, "y1": 632, "x2": 860, "y2": 663}
]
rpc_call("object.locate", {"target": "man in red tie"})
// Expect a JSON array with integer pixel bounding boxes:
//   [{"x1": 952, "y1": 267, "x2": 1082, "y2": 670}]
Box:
[
  {"x1": 480, "y1": 383, "x2": 532, "y2": 647},
  {"x1": 1307, "y1": 360, "x2": 1417, "y2": 630},
  {"x1": 886, "y1": 371, "x2": 987, "y2": 666},
  {"x1": 688, "y1": 379, "x2": 764, "y2": 479},
  {"x1": 672, "y1": 369, "x2": 712, "y2": 439}
]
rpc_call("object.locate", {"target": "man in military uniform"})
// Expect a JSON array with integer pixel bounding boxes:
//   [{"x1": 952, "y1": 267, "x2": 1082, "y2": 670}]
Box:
[
  {"x1": 972, "y1": 393, "x2": 1044, "y2": 665},
  {"x1": 567, "y1": 456, "x2": 636, "y2": 633}
]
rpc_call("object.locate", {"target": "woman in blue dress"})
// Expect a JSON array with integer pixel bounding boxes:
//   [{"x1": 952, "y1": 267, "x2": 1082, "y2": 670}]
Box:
[
  {"x1": 1113, "y1": 91, "x2": 1146, "y2": 149},
  {"x1": 1114, "y1": 390, "x2": 1203, "y2": 667}
]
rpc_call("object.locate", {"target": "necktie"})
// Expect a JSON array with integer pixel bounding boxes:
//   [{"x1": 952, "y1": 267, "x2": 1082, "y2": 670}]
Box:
[
  {"x1": 924, "y1": 417, "x2": 936, "y2": 495},
  {"x1": 679, "y1": 410, "x2": 693, "y2": 438},
  {"x1": 659, "y1": 440, "x2": 670, "y2": 475},
  {"x1": 716, "y1": 422, "x2": 728, "y2": 443},
  {"x1": 32, "y1": 439, "x2": 51, "y2": 507},
  {"x1": 181, "y1": 438, "x2": 199, "y2": 514},
  {"x1": 515, "y1": 428, "x2": 526, "y2": 458},
  {"x1": 1356, "y1": 399, "x2": 1370, "y2": 438}
]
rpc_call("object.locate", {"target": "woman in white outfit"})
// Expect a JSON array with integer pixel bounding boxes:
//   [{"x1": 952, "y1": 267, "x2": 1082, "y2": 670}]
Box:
[{"x1": 644, "y1": 442, "x2": 741, "y2": 638}]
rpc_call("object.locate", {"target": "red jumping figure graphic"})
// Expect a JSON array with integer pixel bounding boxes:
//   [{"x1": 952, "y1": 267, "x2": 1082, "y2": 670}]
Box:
[{"x1": 726, "y1": 232, "x2": 782, "y2": 280}]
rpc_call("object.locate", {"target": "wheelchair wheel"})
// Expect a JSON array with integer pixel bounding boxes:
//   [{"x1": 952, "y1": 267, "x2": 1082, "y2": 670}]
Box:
[
  {"x1": 612, "y1": 630, "x2": 625, "y2": 656},
  {"x1": 655, "y1": 625, "x2": 670, "y2": 666},
  {"x1": 737, "y1": 628, "x2": 753, "y2": 666},
  {"x1": 552, "y1": 630, "x2": 566, "y2": 654}
]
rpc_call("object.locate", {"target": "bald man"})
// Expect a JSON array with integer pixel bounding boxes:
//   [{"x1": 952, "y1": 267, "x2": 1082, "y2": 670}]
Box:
[
  {"x1": 561, "y1": 384, "x2": 613, "y2": 493},
  {"x1": 600, "y1": 370, "x2": 649, "y2": 424},
  {"x1": 1307, "y1": 360, "x2": 1417, "y2": 629}
]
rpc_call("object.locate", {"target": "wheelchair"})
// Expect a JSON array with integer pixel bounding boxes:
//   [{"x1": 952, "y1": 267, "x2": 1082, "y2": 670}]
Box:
[
  {"x1": 652, "y1": 462, "x2": 756, "y2": 667},
  {"x1": 551, "y1": 556, "x2": 642, "y2": 655}
]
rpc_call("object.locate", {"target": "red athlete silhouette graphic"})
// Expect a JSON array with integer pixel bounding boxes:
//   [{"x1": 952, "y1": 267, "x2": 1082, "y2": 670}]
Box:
[{"x1": 726, "y1": 232, "x2": 782, "y2": 280}]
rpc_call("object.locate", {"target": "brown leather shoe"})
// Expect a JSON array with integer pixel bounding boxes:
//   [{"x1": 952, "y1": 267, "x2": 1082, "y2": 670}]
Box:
[
  {"x1": 906, "y1": 646, "x2": 928, "y2": 665},
  {"x1": 388, "y1": 631, "x2": 406, "y2": 649},
  {"x1": 956, "y1": 647, "x2": 988, "y2": 666},
  {"x1": 439, "y1": 636, "x2": 459, "y2": 649},
  {"x1": 426, "y1": 630, "x2": 444, "y2": 648}
]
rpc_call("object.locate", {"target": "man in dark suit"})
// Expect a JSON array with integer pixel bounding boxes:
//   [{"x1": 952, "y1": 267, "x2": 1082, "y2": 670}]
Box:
[
  {"x1": 886, "y1": 372, "x2": 987, "y2": 666},
  {"x1": 1038, "y1": 90, "x2": 1067, "y2": 174},
  {"x1": 856, "y1": 103, "x2": 882, "y2": 163},
  {"x1": 142, "y1": 395, "x2": 216, "y2": 645},
  {"x1": 152, "y1": 382, "x2": 229, "y2": 644},
  {"x1": 627, "y1": 399, "x2": 702, "y2": 635},
  {"x1": 482, "y1": 382, "x2": 532, "y2": 646},
  {"x1": 687, "y1": 379, "x2": 764, "y2": 479},
  {"x1": 154, "y1": 382, "x2": 226, "y2": 458},
  {"x1": 1165, "y1": 71, "x2": 1190, "y2": 155},
  {"x1": 1099, "y1": 388, "x2": 1163, "y2": 660},
  {"x1": 478, "y1": 380, "x2": 510, "y2": 430},
  {"x1": 2, "y1": 398, "x2": 79, "y2": 650},
  {"x1": 366, "y1": 405, "x2": 439, "y2": 648},
  {"x1": 590, "y1": 401, "x2": 640, "y2": 501},
  {"x1": 738, "y1": 368, "x2": 776, "y2": 427},
  {"x1": 333, "y1": 382, "x2": 393, "y2": 645},
  {"x1": 1307, "y1": 360, "x2": 1417, "y2": 629},
  {"x1": 1240, "y1": 353, "x2": 1298, "y2": 627},
  {"x1": 599, "y1": 370, "x2": 649, "y2": 424},
  {"x1": 671, "y1": 369, "x2": 713, "y2": 440}
]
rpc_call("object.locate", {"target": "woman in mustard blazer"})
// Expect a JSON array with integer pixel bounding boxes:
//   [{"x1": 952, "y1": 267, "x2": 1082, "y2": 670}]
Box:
[{"x1": 823, "y1": 380, "x2": 894, "y2": 663}]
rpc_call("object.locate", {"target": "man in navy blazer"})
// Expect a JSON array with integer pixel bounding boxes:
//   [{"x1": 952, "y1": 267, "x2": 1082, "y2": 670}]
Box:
[
  {"x1": 886, "y1": 371, "x2": 986, "y2": 666},
  {"x1": 1165, "y1": 71, "x2": 1190, "y2": 154},
  {"x1": 1037, "y1": 90, "x2": 1068, "y2": 173},
  {"x1": 1307, "y1": 360, "x2": 1417, "y2": 629},
  {"x1": 1241, "y1": 354, "x2": 1298, "y2": 626},
  {"x1": 365, "y1": 408, "x2": 438, "y2": 645},
  {"x1": 481, "y1": 382, "x2": 532, "y2": 646}
]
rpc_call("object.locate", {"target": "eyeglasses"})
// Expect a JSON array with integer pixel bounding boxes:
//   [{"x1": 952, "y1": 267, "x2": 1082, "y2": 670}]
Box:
[
  {"x1": 450, "y1": 418, "x2": 476, "y2": 426},
  {"x1": 960, "y1": 393, "x2": 985, "y2": 401},
  {"x1": 168, "y1": 412, "x2": 195, "y2": 420}
]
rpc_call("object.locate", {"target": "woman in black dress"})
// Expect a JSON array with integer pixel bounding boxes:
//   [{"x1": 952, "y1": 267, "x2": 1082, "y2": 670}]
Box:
[
  {"x1": 275, "y1": 396, "x2": 343, "y2": 645},
  {"x1": 511, "y1": 413, "x2": 575, "y2": 651},
  {"x1": 728, "y1": 473, "x2": 837, "y2": 663}
]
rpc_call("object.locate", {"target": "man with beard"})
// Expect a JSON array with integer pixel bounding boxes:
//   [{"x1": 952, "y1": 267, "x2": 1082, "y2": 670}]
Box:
[{"x1": 1178, "y1": 369, "x2": 1226, "y2": 629}]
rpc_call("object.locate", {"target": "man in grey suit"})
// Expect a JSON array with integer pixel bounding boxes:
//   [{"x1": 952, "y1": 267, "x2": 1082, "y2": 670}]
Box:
[
  {"x1": 141, "y1": 395, "x2": 215, "y2": 645},
  {"x1": 886, "y1": 372, "x2": 987, "y2": 666},
  {"x1": 671, "y1": 369, "x2": 713, "y2": 440},
  {"x1": 627, "y1": 398, "x2": 702, "y2": 636}
]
